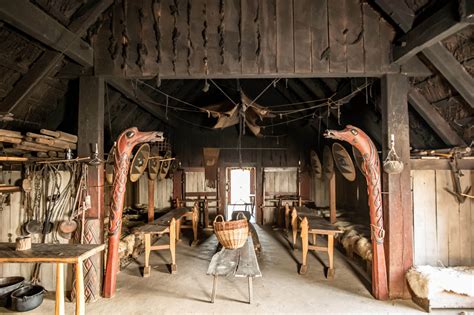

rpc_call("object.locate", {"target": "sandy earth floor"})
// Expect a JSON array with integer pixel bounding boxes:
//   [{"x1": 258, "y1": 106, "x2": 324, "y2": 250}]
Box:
[{"x1": 1, "y1": 226, "x2": 464, "y2": 314}]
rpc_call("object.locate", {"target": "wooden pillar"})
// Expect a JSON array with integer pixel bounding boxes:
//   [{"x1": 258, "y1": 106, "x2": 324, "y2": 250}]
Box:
[
  {"x1": 381, "y1": 74, "x2": 413, "y2": 299},
  {"x1": 329, "y1": 174, "x2": 336, "y2": 224},
  {"x1": 172, "y1": 169, "x2": 183, "y2": 200},
  {"x1": 256, "y1": 149, "x2": 263, "y2": 225},
  {"x1": 77, "y1": 76, "x2": 104, "y2": 302},
  {"x1": 148, "y1": 179, "x2": 154, "y2": 223}
]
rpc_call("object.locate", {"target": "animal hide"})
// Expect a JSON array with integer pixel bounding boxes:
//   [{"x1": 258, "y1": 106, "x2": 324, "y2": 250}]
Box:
[
  {"x1": 406, "y1": 266, "x2": 474, "y2": 299},
  {"x1": 203, "y1": 147, "x2": 220, "y2": 188}
]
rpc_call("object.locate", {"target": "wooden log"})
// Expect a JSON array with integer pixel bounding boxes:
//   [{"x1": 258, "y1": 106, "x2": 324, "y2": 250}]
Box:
[
  {"x1": 0, "y1": 156, "x2": 28, "y2": 162},
  {"x1": 0, "y1": 136, "x2": 22, "y2": 144},
  {"x1": 0, "y1": 129, "x2": 22, "y2": 138},
  {"x1": 14, "y1": 144, "x2": 49, "y2": 152},
  {"x1": 0, "y1": 185, "x2": 21, "y2": 193},
  {"x1": 26, "y1": 132, "x2": 55, "y2": 140},
  {"x1": 17, "y1": 141, "x2": 63, "y2": 152},
  {"x1": 35, "y1": 137, "x2": 77, "y2": 150},
  {"x1": 40, "y1": 129, "x2": 78, "y2": 143},
  {"x1": 36, "y1": 152, "x2": 48, "y2": 158}
]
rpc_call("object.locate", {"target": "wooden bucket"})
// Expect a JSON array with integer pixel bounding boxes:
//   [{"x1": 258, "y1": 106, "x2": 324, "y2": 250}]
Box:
[{"x1": 213, "y1": 213, "x2": 248, "y2": 249}]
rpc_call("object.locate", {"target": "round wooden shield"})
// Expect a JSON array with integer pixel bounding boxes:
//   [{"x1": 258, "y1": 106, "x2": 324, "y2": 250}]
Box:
[
  {"x1": 148, "y1": 158, "x2": 160, "y2": 180},
  {"x1": 352, "y1": 147, "x2": 365, "y2": 174},
  {"x1": 310, "y1": 150, "x2": 322, "y2": 179},
  {"x1": 148, "y1": 145, "x2": 160, "y2": 180},
  {"x1": 130, "y1": 143, "x2": 150, "y2": 182},
  {"x1": 158, "y1": 151, "x2": 172, "y2": 180},
  {"x1": 105, "y1": 147, "x2": 115, "y2": 185},
  {"x1": 322, "y1": 145, "x2": 334, "y2": 180},
  {"x1": 332, "y1": 143, "x2": 356, "y2": 182}
]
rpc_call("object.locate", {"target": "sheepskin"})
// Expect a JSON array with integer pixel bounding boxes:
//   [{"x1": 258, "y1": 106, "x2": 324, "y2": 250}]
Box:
[
  {"x1": 406, "y1": 265, "x2": 474, "y2": 299},
  {"x1": 354, "y1": 237, "x2": 372, "y2": 261}
]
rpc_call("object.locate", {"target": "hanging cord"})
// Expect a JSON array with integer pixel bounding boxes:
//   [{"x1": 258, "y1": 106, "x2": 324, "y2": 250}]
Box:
[{"x1": 209, "y1": 79, "x2": 238, "y2": 106}]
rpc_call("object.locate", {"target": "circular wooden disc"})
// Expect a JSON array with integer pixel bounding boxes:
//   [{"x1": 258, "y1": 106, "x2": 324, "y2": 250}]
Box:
[
  {"x1": 130, "y1": 143, "x2": 150, "y2": 182},
  {"x1": 322, "y1": 146, "x2": 334, "y2": 180},
  {"x1": 105, "y1": 147, "x2": 115, "y2": 185},
  {"x1": 332, "y1": 143, "x2": 356, "y2": 182},
  {"x1": 310, "y1": 150, "x2": 322, "y2": 179},
  {"x1": 352, "y1": 147, "x2": 365, "y2": 174},
  {"x1": 158, "y1": 151, "x2": 172, "y2": 180}
]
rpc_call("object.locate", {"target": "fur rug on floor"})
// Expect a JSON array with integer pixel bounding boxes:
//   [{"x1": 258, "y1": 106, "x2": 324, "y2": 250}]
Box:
[{"x1": 406, "y1": 265, "x2": 474, "y2": 299}]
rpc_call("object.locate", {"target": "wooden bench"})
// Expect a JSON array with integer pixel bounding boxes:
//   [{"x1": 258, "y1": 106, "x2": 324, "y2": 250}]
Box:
[
  {"x1": 207, "y1": 236, "x2": 261, "y2": 304},
  {"x1": 134, "y1": 206, "x2": 198, "y2": 277},
  {"x1": 290, "y1": 207, "x2": 342, "y2": 279}
]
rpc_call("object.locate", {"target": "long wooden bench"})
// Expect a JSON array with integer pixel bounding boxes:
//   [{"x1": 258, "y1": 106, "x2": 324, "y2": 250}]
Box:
[
  {"x1": 207, "y1": 236, "x2": 262, "y2": 304},
  {"x1": 290, "y1": 207, "x2": 342, "y2": 279},
  {"x1": 134, "y1": 206, "x2": 198, "y2": 277}
]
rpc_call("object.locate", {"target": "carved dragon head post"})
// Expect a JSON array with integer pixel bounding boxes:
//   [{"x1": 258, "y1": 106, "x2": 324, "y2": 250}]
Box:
[
  {"x1": 324, "y1": 125, "x2": 388, "y2": 300},
  {"x1": 103, "y1": 127, "x2": 163, "y2": 298}
]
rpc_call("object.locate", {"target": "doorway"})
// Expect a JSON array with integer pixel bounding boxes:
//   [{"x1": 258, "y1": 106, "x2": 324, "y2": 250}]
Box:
[{"x1": 226, "y1": 167, "x2": 256, "y2": 223}]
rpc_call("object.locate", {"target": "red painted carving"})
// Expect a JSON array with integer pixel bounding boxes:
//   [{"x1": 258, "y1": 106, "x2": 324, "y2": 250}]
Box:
[
  {"x1": 324, "y1": 125, "x2": 388, "y2": 300},
  {"x1": 103, "y1": 127, "x2": 163, "y2": 298}
]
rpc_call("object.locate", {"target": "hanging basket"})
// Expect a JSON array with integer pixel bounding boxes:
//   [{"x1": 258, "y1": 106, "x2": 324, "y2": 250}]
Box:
[
  {"x1": 213, "y1": 213, "x2": 249, "y2": 249},
  {"x1": 383, "y1": 134, "x2": 404, "y2": 174}
]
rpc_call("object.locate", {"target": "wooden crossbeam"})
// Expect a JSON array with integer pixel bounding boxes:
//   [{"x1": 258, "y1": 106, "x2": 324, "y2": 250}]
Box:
[
  {"x1": 0, "y1": 0, "x2": 94, "y2": 66},
  {"x1": 423, "y1": 43, "x2": 474, "y2": 109},
  {"x1": 392, "y1": 1, "x2": 471, "y2": 64},
  {"x1": 107, "y1": 78, "x2": 177, "y2": 128},
  {"x1": 408, "y1": 88, "x2": 466, "y2": 146},
  {"x1": 0, "y1": 0, "x2": 113, "y2": 113}
]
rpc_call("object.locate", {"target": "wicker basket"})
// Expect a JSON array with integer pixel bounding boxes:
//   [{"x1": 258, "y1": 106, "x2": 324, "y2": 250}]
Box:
[{"x1": 213, "y1": 213, "x2": 249, "y2": 249}]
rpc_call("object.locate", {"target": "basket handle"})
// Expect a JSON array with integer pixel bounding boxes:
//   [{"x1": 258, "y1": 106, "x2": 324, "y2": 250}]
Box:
[
  {"x1": 214, "y1": 215, "x2": 225, "y2": 224},
  {"x1": 236, "y1": 212, "x2": 247, "y2": 221}
]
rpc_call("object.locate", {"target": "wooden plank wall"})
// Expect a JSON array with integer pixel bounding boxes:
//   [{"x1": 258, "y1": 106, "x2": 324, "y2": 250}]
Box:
[
  {"x1": 94, "y1": 0, "x2": 395, "y2": 78},
  {"x1": 412, "y1": 170, "x2": 474, "y2": 266},
  {"x1": 183, "y1": 169, "x2": 218, "y2": 217},
  {"x1": 0, "y1": 171, "x2": 73, "y2": 291},
  {"x1": 335, "y1": 171, "x2": 369, "y2": 220},
  {"x1": 137, "y1": 175, "x2": 173, "y2": 209},
  {"x1": 263, "y1": 167, "x2": 297, "y2": 224}
]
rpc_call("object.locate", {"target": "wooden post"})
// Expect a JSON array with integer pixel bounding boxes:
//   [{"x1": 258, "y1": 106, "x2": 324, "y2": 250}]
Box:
[
  {"x1": 329, "y1": 174, "x2": 336, "y2": 224},
  {"x1": 148, "y1": 179, "x2": 155, "y2": 223},
  {"x1": 381, "y1": 74, "x2": 413, "y2": 299},
  {"x1": 77, "y1": 76, "x2": 104, "y2": 302},
  {"x1": 55, "y1": 263, "x2": 65, "y2": 315},
  {"x1": 75, "y1": 261, "x2": 85, "y2": 315}
]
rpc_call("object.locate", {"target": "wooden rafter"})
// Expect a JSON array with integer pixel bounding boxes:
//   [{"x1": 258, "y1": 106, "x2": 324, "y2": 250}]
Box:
[
  {"x1": 107, "y1": 78, "x2": 177, "y2": 128},
  {"x1": 372, "y1": 0, "x2": 414, "y2": 32},
  {"x1": 0, "y1": 0, "x2": 113, "y2": 114},
  {"x1": 408, "y1": 88, "x2": 466, "y2": 146},
  {"x1": 422, "y1": 42, "x2": 474, "y2": 109},
  {"x1": 392, "y1": 1, "x2": 472, "y2": 64},
  {"x1": 0, "y1": 0, "x2": 94, "y2": 66}
]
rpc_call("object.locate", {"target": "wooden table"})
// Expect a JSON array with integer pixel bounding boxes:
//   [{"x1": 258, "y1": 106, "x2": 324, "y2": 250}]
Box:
[
  {"x1": 134, "y1": 206, "x2": 198, "y2": 277},
  {"x1": 290, "y1": 207, "x2": 342, "y2": 279},
  {"x1": 207, "y1": 237, "x2": 262, "y2": 304},
  {"x1": 0, "y1": 243, "x2": 105, "y2": 315}
]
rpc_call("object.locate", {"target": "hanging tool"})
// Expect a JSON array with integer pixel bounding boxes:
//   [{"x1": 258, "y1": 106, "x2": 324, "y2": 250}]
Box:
[{"x1": 446, "y1": 154, "x2": 472, "y2": 204}]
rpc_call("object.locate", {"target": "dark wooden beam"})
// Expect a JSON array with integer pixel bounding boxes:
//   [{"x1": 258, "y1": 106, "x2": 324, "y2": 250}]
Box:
[
  {"x1": 77, "y1": 76, "x2": 104, "y2": 302},
  {"x1": 423, "y1": 42, "x2": 474, "y2": 108},
  {"x1": 381, "y1": 74, "x2": 413, "y2": 299},
  {"x1": 393, "y1": 1, "x2": 471, "y2": 64},
  {"x1": 372, "y1": 0, "x2": 414, "y2": 32},
  {"x1": 408, "y1": 88, "x2": 466, "y2": 146},
  {"x1": 410, "y1": 158, "x2": 474, "y2": 170},
  {"x1": 0, "y1": 0, "x2": 94, "y2": 66},
  {"x1": 107, "y1": 78, "x2": 177, "y2": 128},
  {"x1": 0, "y1": 0, "x2": 112, "y2": 113}
]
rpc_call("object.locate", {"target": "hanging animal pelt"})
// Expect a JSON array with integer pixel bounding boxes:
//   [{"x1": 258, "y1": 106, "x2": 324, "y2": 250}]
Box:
[
  {"x1": 202, "y1": 91, "x2": 273, "y2": 136},
  {"x1": 203, "y1": 147, "x2": 220, "y2": 188}
]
